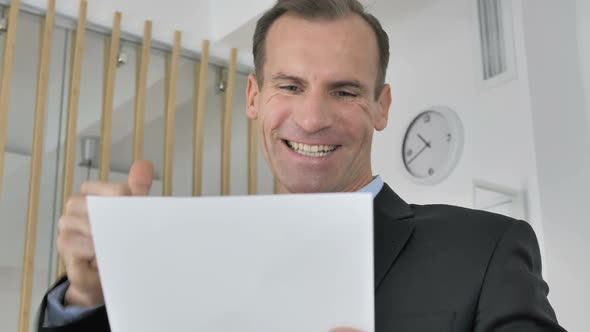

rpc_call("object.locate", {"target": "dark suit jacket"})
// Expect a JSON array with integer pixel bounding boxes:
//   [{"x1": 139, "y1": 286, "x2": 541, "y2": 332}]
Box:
[{"x1": 37, "y1": 183, "x2": 566, "y2": 332}]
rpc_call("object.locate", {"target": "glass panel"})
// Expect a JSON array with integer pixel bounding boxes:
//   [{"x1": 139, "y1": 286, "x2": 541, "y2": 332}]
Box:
[
  {"x1": 228, "y1": 71, "x2": 249, "y2": 196},
  {"x1": 0, "y1": 11, "x2": 69, "y2": 331},
  {"x1": 98, "y1": 40, "x2": 170, "y2": 194},
  {"x1": 126, "y1": 46, "x2": 167, "y2": 195},
  {"x1": 171, "y1": 56, "x2": 198, "y2": 197},
  {"x1": 70, "y1": 29, "x2": 106, "y2": 191},
  {"x1": 0, "y1": 11, "x2": 270, "y2": 330},
  {"x1": 71, "y1": 34, "x2": 176, "y2": 189},
  {"x1": 200, "y1": 64, "x2": 223, "y2": 196},
  {"x1": 105, "y1": 39, "x2": 140, "y2": 183}
]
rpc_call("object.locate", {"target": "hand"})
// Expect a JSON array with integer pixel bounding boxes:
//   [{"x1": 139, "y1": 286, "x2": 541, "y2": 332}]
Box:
[{"x1": 57, "y1": 160, "x2": 154, "y2": 307}]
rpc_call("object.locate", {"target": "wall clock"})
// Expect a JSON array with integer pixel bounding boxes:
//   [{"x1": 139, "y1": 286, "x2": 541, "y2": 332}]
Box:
[{"x1": 402, "y1": 106, "x2": 464, "y2": 185}]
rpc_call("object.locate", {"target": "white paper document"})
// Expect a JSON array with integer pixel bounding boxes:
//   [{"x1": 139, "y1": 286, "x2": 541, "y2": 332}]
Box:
[{"x1": 87, "y1": 193, "x2": 374, "y2": 332}]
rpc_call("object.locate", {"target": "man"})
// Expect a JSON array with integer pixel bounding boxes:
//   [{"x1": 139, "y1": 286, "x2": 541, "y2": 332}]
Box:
[{"x1": 37, "y1": 0, "x2": 567, "y2": 331}]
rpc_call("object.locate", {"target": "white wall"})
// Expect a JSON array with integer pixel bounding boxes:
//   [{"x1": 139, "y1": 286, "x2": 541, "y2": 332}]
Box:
[
  {"x1": 22, "y1": 0, "x2": 211, "y2": 52},
  {"x1": 521, "y1": 1, "x2": 590, "y2": 331},
  {"x1": 209, "y1": 0, "x2": 274, "y2": 41},
  {"x1": 371, "y1": 0, "x2": 543, "y2": 231},
  {"x1": 18, "y1": 0, "x2": 260, "y2": 67},
  {"x1": 576, "y1": 0, "x2": 590, "y2": 137},
  {"x1": 370, "y1": 0, "x2": 589, "y2": 330}
]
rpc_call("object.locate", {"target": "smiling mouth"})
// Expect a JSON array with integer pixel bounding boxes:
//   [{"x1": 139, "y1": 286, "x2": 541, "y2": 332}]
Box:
[{"x1": 284, "y1": 140, "x2": 340, "y2": 157}]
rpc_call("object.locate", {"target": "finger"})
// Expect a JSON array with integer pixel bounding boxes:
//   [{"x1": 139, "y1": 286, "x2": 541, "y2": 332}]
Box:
[
  {"x1": 65, "y1": 258, "x2": 101, "y2": 294},
  {"x1": 80, "y1": 181, "x2": 131, "y2": 196},
  {"x1": 64, "y1": 279, "x2": 104, "y2": 307},
  {"x1": 64, "y1": 193, "x2": 88, "y2": 216},
  {"x1": 127, "y1": 160, "x2": 154, "y2": 196},
  {"x1": 58, "y1": 214, "x2": 91, "y2": 237},
  {"x1": 57, "y1": 231, "x2": 95, "y2": 260}
]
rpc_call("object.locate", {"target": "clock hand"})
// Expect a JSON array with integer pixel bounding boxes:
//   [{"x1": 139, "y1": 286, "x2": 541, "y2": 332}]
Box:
[
  {"x1": 417, "y1": 133, "x2": 431, "y2": 148},
  {"x1": 407, "y1": 143, "x2": 428, "y2": 165}
]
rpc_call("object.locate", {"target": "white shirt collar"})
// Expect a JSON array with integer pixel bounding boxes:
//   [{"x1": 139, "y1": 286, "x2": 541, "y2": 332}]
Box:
[{"x1": 357, "y1": 176, "x2": 384, "y2": 199}]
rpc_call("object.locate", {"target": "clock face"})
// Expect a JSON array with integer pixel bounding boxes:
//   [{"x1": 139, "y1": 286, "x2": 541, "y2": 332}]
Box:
[{"x1": 402, "y1": 108, "x2": 463, "y2": 183}]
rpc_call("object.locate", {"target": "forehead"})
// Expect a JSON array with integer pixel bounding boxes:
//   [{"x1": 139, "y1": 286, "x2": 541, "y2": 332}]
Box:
[{"x1": 264, "y1": 13, "x2": 379, "y2": 85}]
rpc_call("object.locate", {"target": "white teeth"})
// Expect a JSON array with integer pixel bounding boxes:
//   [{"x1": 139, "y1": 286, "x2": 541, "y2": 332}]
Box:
[{"x1": 286, "y1": 140, "x2": 337, "y2": 157}]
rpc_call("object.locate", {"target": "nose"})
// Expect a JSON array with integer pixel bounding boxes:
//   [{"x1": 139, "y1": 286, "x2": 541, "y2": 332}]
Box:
[{"x1": 291, "y1": 90, "x2": 333, "y2": 134}]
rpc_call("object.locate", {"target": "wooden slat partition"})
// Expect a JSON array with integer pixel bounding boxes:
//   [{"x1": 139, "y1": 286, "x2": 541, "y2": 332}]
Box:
[
  {"x1": 248, "y1": 118, "x2": 257, "y2": 195},
  {"x1": 0, "y1": 0, "x2": 20, "y2": 200},
  {"x1": 220, "y1": 48, "x2": 238, "y2": 196},
  {"x1": 162, "y1": 31, "x2": 181, "y2": 196},
  {"x1": 18, "y1": 1, "x2": 55, "y2": 331},
  {"x1": 98, "y1": 12, "x2": 122, "y2": 181},
  {"x1": 132, "y1": 21, "x2": 152, "y2": 162},
  {"x1": 57, "y1": 0, "x2": 88, "y2": 279},
  {"x1": 192, "y1": 39, "x2": 209, "y2": 196}
]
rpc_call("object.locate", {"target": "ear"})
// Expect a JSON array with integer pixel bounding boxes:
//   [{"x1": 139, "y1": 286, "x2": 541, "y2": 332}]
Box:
[
  {"x1": 374, "y1": 84, "x2": 392, "y2": 131},
  {"x1": 246, "y1": 73, "x2": 260, "y2": 120}
]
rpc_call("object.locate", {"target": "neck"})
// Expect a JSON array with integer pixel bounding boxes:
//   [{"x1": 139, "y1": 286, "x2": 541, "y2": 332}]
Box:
[
  {"x1": 342, "y1": 173, "x2": 375, "y2": 193},
  {"x1": 275, "y1": 172, "x2": 375, "y2": 194}
]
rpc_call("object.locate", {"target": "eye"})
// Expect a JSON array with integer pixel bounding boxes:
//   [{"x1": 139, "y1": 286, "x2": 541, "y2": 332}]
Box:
[
  {"x1": 279, "y1": 85, "x2": 301, "y2": 93},
  {"x1": 333, "y1": 90, "x2": 357, "y2": 98}
]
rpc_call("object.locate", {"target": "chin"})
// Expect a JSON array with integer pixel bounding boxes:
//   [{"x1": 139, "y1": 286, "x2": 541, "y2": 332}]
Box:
[{"x1": 281, "y1": 177, "x2": 334, "y2": 194}]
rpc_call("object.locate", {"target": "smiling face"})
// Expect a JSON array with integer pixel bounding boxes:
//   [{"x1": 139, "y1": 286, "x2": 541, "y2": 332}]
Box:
[{"x1": 246, "y1": 13, "x2": 392, "y2": 193}]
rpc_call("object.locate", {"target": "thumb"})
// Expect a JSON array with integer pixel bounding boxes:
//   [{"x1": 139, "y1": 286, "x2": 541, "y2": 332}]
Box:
[{"x1": 127, "y1": 160, "x2": 154, "y2": 196}]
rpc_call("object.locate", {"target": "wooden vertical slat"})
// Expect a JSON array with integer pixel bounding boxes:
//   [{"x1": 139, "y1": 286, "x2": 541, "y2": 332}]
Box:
[
  {"x1": 248, "y1": 118, "x2": 257, "y2": 195},
  {"x1": 192, "y1": 39, "x2": 209, "y2": 196},
  {"x1": 162, "y1": 31, "x2": 181, "y2": 196},
  {"x1": 98, "y1": 12, "x2": 121, "y2": 181},
  {"x1": 18, "y1": 2, "x2": 55, "y2": 331},
  {"x1": 0, "y1": 0, "x2": 20, "y2": 200},
  {"x1": 57, "y1": 0, "x2": 87, "y2": 279},
  {"x1": 132, "y1": 21, "x2": 151, "y2": 162},
  {"x1": 220, "y1": 48, "x2": 238, "y2": 196},
  {"x1": 102, "y1": 36, "x2": 110, "y2": 118}
]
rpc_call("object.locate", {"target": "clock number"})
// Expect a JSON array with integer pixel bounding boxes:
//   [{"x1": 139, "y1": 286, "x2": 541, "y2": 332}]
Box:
[
  {"x1": 423, "y1": 114, "x2": 431, "y2": 123},
  {"x1": 446, "y1": 133, "x2": 452, "y2": 142}
]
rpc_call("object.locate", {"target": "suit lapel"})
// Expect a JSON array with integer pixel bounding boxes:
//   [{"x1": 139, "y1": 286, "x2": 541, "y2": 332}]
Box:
[{"x1": 373, "y1": 183, "x2": 415, "y2": 291}]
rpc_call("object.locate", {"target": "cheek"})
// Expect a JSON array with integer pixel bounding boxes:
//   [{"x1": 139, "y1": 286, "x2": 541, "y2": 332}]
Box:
[
  {"x1": 340, "y1": 103, "x2": 375, "y2": 141},
  {"x1": 260, "y1": 94, "x2": 293, "y2": 131}
]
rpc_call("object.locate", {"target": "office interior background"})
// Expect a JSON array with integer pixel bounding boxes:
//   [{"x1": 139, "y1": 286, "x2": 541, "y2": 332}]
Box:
[{"x1": 0, "y1": 0, "x2": 588, "y2": 331}]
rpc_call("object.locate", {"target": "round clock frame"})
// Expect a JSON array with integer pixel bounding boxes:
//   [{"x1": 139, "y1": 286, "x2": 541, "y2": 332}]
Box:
[{"x1": 401, "y1": 106, "x2": 464, "y2": 185}]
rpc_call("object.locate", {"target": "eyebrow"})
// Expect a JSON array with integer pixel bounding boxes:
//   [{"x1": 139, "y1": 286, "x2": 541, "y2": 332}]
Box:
[
  {"x1": 271, "y1": 73, "x2": 306, "y2": 86},
  {"x1": 271, "y1": 72, "x2": 368, "y2": 93},
  {"x1": 328, "y1": 80, "x2": 367, "y2": 93}
]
